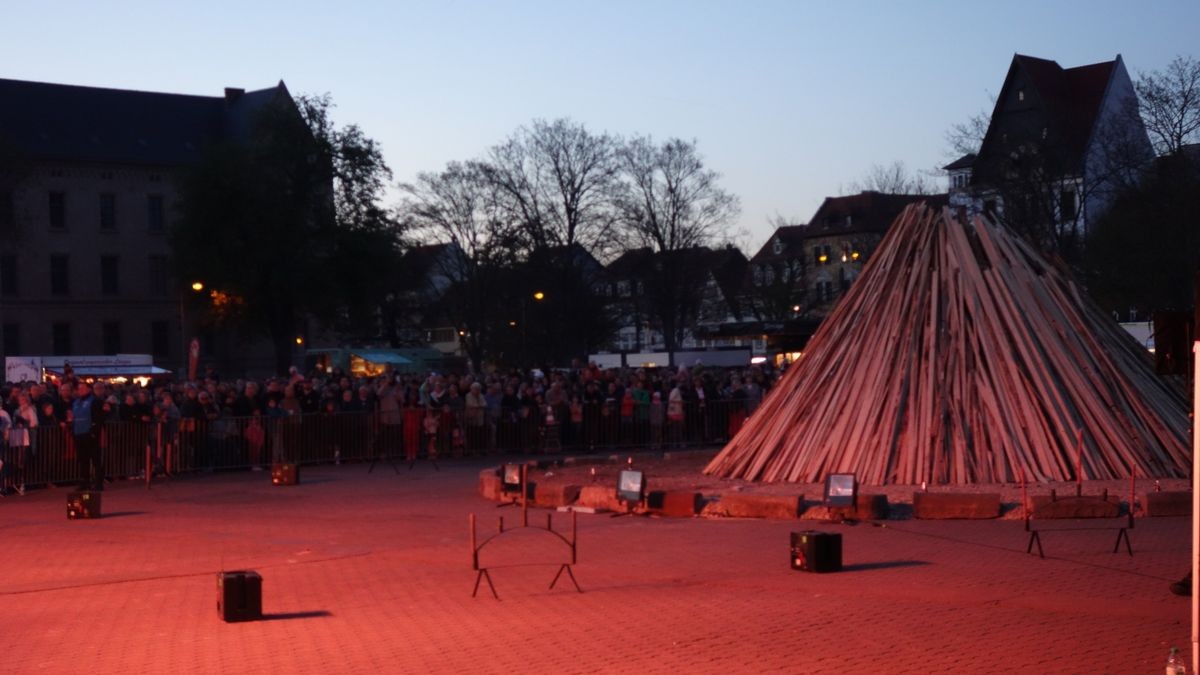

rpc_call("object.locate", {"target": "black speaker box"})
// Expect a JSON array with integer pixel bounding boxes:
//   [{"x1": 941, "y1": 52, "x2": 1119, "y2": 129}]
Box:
[
  {"x1": 790, "y1": 531, "x2": 842, "y2": 573},
  {"x1": 217, "y1": 570, "x2": 262, "y2": 622},
  {"x1": 271, "y1": 463, "x2": 299, "y2": 485},
  {"x1": 67, "y1": 491, "x2": 102, "y2": 519}
]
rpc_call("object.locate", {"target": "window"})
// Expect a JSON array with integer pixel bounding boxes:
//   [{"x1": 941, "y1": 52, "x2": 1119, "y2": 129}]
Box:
[
  {"x1": 1, "y1": 323, "x2": 18, "y2": 356},
  {"x1": 102, "y1": 321, "x2": 121, "y2": 355},
  {"x1": 151, "y1": 320, "x2": 170, "y2": 358},
  {"x1": 0, "y1": 190, "x2": 12, "y2": 231},
  {"x1": 147, "y1": 194, "x2": 165, "y2": 232},
  {"x1": 52, "y1": 322, "x2": 71, "y2": 356},
  {"x1": 0, "y1": 254, "x2": 16, "y2": 296},
  {"x1": 49, "y1": 191, "x2": 66, "y2": 229},
  {"x1": 771, "y1": 238, "x2": 783, "y2": 255},
  {"x1": 753, "y1": 265, "x2": 764, "y2": 286},
  {"x1": 100, "y1": 193, "x2": 116, "y2": 230},
  {"x1": 101, "y1": 255, "x2": 119, "y2": 295},
  {"x1": 1060, "y1": 189, "x2": 1077, "y2": 222},
  {"x1": 1017, "y1": 88, "x2": 1025, "y2": 102},
  {"x1": 616, "y1": 281, "x2": 630, "y2": 297},
  {"x1": 50, "y1": 254, "x2": 69, "y2": 295},
  {"x1": 148, "y1": 255, "x2": 169, "y2": 297}
]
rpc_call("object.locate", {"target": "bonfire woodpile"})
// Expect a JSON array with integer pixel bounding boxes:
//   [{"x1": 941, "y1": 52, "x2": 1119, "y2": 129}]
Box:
[{"x1": 705, "y1": 204, "x2": 1189, "y2": 485}]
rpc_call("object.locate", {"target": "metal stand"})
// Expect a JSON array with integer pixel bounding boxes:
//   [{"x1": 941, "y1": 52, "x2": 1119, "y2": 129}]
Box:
[
  {"x1": 470, "y1": 509, "x2": 581, "y2": 600},
  {"x1": 367, "y1": 435, "x2": 400, "y2": 475}
]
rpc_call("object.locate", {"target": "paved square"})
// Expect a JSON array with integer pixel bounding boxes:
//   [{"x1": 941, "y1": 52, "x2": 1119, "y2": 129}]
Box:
[{"x1": 0, "y1": 462, "x2": 1190, "y2": 673}]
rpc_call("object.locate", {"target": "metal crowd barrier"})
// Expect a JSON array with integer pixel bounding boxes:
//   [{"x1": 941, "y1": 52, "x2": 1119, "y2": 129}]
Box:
[{"x1": 0, "y1": 398, "x2": 760, "y2": 491}]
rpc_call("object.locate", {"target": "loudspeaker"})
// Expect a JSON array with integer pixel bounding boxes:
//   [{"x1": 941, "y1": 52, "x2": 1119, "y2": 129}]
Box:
[
  {"x1": 217, "y1": 570, "x2": 262, "y2": 622},
  {"x1": 67, "y1": 491, "x2": 102, "y2": 519},
  {"x1": 271, "y1": 463, "x2": 299, "y2": 485},
  {"x1": 790, "y1": 531, "x2": 841, "y2": 573}
]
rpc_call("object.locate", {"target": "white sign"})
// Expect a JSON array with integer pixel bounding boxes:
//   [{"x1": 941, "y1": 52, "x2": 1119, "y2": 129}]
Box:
[{"x1": 5, "y1": 357, "x2": 42, "y2": 383}]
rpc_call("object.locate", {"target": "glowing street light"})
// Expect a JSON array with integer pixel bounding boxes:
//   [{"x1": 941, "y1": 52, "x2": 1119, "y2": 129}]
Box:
[
  {"x1": 533, "y1": 291, "x2": 545, "y2": 301},
  {"x1": 191, "y1": 281, "x2": 204, "y2": 292}
]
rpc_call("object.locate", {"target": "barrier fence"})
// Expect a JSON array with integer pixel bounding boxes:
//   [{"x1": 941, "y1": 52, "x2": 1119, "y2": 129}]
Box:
[{"x1": 0, "y1": 398, "x2": 757, "y2": 490}]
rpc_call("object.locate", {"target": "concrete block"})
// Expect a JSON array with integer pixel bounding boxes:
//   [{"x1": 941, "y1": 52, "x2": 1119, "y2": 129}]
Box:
[
  {"x1": 825, "y1": 494, "x2": 892, "y2": 521},
  {"x1": 913, "y1": 492, "x2": 1001, "y2": 519},
  {"x1": 533, "y1": 484, "x2": 581, "y2": 508},
  {"x1": 1028, "y1": 494, "x2": 1120, "y2": 519},
  {"x1": 703, "y1": 493, "x2": 802, "y2": 519},
  {"x1": 1140, "y1": 491, "x2": 1190, "y2": 517},
  {"x1": 578, "y1": 485, "x2": 622, "y2": 511},
  {"x1": 479, "y1": 472, "x2": 503, "y2": 501},
  {"x1": 646, "y1": 491, "x2": 701, "y2": 517}
]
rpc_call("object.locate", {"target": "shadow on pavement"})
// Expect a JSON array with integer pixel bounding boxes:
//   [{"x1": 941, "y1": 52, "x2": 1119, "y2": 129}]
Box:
[
  {"x1": 841, "y1": 560, "x2": 930, "y2": 572},
  {"x1": 98, "y1": 511, "x2": 147, "y2": 519},
  {"x1": 261, "y1": 610, "x2": 333, "y2": 621}
]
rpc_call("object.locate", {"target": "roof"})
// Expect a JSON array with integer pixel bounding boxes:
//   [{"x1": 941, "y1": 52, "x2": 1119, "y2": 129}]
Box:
[
  {"x1": 1016, "y1": 55, "x2": 1115, "y2": 164},
  {"x1": 942, "y1": 153, "x2": 977, "y2": 171},
  {"x1": 975, "y1": 55, "x2": 1120, "y2": 178},
  {"x1": 803, "y1": 191, "x2": 948, "y2": 237},
  {"x1": 0, "y1": 78, "x2": 290, "y2": 166},
  {"x1": 748, "y1": 224, "x2": 808, "y2": 263}
]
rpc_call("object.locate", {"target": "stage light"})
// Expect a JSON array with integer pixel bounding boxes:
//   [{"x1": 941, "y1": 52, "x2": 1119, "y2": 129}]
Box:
[
  {"x1": 502, "y1": 463, "x2": 522, "y2": 493},
  {"x1": 617, "y1": 469, "x2": 645, "y2": 505},
  {"x1": 824, "y1": 473, "x2": 857, "y2": 507}
]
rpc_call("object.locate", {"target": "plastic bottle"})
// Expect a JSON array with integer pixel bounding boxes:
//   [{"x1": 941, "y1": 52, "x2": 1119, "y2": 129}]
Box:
[{"x1": 1167, "y1": 646, "x2": 1186, "y2": 674}]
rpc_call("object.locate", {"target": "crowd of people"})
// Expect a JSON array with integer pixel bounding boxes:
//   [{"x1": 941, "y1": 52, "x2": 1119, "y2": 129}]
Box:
[{"x1": 0, "y1": 361, "x2": 780, "y2": 495}]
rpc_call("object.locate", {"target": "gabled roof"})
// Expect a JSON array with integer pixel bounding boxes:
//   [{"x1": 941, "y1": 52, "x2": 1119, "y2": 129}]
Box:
[
  {"x1": 748, "y1": 224, "x2": 808, "y2": 263},
  {"x1": 803, "y1": 191, "x2": 948, "y2": 237},
  {"x1": 0, "y1": 78, "x2": 290, "y2": 166},
  {"x1": 942, "y1": 153, "x2": 977, "y2": 171},
  {"x1": 705, "y1": 246, "x2": 749, "y2": 304},
  {"x1": 976, "y1": 55, "x2": 1120, "y2": 176},
  {"x1": 603, "y1": 247, "x2": 654, "y2": 280}
]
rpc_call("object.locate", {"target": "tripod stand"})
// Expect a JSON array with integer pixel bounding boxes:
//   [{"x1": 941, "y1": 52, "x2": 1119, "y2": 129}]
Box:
[{"x1": 367, "y1": 432, "x2": 399, "y2": 474}]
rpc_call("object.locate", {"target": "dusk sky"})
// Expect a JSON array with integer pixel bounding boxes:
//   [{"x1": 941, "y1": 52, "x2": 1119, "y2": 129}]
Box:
[{"x1": 4, "y1": 0, "x2": 1197, "y2": 251}]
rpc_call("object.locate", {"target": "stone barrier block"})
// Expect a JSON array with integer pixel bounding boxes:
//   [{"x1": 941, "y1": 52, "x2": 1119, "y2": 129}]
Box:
[
  {"x1": 1028, "y1": 494, "x2": 1120, "y2": 519},
  {"x1": 825, "y1": 494, "x2": 892, "y2": 521},
  {"x1": 577, "y1": 485, "x2": 621, "y2": 511},
  {"x1": 913, "y1": 492, "x2": 1001, "y2": 519},
  {"x1": 1140, "y1": 491, "x2": 1190, "y2": 517},
  {"x1": 533, "y1": 484, "x2": 581, "y2": 508},
  {"x1": 703, "y1": 493, "x2": 803, "y2": 519},
  {"x1": 646, "y1": 491, "x2": 702, "y2": 517},
  {"x1": 479, "y1": 470, "x2": 503, "y2": 501}
]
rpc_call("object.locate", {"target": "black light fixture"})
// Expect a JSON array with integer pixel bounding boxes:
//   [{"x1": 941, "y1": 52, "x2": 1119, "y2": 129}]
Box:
[
  {"x1": 616, "y1": 469, "x2": 645, "y2": 507},
  {"x1": 823, "y1": 473, "x2": 857, "y2": 507},
  {"x1": 502, "y1": 463, "x2": 522, "y2": 493}
]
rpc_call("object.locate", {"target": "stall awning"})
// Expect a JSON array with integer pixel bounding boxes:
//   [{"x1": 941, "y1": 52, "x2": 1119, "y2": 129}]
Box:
[
  {"x1": 351, "y1": 351, "x2": 413, "y2": 366},
  {"x1": 44, "y1": 365, "x2": 173, "y2": 378}
]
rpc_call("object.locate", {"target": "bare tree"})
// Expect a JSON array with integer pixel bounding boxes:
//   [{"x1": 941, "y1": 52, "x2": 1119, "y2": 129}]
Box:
[
  {"x1": 616, "y1": 136, "x2": 740, "y2": 253},
  {"x1": 1135, "y1": 55, "x2": 1200, "y2": 157},
  {"x1": 398, "y1": 161, "x2": 522, "y2": 368},
  {"x1": 843, "y1": 160, "x2": 937, "y2": 195},
  {"x1": 614, "y1": 136, "x2": 741, "y2": 354},
  {"x1": 944, "y1": 95, "x2": 995, "y2": 158},
  {"x1": 480, "y1": 118, "x2": 620, "y2": 258}
]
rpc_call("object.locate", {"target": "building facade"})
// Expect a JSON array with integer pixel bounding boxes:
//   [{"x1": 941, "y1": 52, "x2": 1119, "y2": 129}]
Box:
[{"x1": 0, "y1": 79, "x2": 294, "y2": 378}]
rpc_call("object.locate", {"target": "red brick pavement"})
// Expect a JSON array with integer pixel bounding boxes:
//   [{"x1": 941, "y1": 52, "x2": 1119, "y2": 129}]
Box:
[{"x1": 0, "y1": 461, "x2": 1190, "y2": 673}]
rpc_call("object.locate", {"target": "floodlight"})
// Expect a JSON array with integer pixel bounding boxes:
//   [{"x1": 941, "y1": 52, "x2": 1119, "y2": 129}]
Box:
[
  {"x1": 502, "y1": 463, "x2": 522, "y2": 493},
  {"x1": 617, "y1": 469, "x2": 645, "y2": 505},
  {"x1": 823, "y1": 473, "x2": 856, "y2": 507}
]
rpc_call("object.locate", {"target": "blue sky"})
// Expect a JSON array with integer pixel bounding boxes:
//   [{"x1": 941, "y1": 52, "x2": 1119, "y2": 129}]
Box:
[{"x1": 3, "y1": 0, "x2": 1196, "y2": 251}]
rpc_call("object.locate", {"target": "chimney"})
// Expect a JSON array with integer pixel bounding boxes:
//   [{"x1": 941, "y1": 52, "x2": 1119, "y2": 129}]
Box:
[{"x1": 224, "y1": 87, "x2": 245, "y2": 103}]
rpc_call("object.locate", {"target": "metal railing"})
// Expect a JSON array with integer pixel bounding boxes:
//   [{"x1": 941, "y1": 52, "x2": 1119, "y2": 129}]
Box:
[{"x1": 0, "y1": 398, "x2": 761, "y2": 490}]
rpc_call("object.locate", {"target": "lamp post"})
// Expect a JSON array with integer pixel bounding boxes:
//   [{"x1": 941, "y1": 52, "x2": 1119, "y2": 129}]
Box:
[
  {"x1": 520, "y1": 290, "x2": 545, "y2": 367},
  {"x1": 179, "y1": 281, "x2": 204, "y2": 375}
]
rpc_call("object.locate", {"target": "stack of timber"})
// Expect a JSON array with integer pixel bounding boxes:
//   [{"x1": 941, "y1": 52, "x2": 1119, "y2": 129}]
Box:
[{"x1": 705, "y1": 204, "x2": 1189, "y2": 485}]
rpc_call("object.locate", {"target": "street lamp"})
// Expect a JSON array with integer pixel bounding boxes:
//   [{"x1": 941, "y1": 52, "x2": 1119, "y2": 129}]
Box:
[
  {"x1": 180, "y1": 281, "x2": 205, "y2": 375},
  {"x1": 521, "y1": 291, "x2": 546, "y2": 367}
]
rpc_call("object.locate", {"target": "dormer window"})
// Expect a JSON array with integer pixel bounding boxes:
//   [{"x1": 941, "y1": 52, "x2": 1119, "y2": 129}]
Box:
[
  {"x1": 844, "y1": 215, "x2": 852, "y2": 228},
  {"x1": 772, "y1": 238, "x2": 783, "y2": 255}
]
